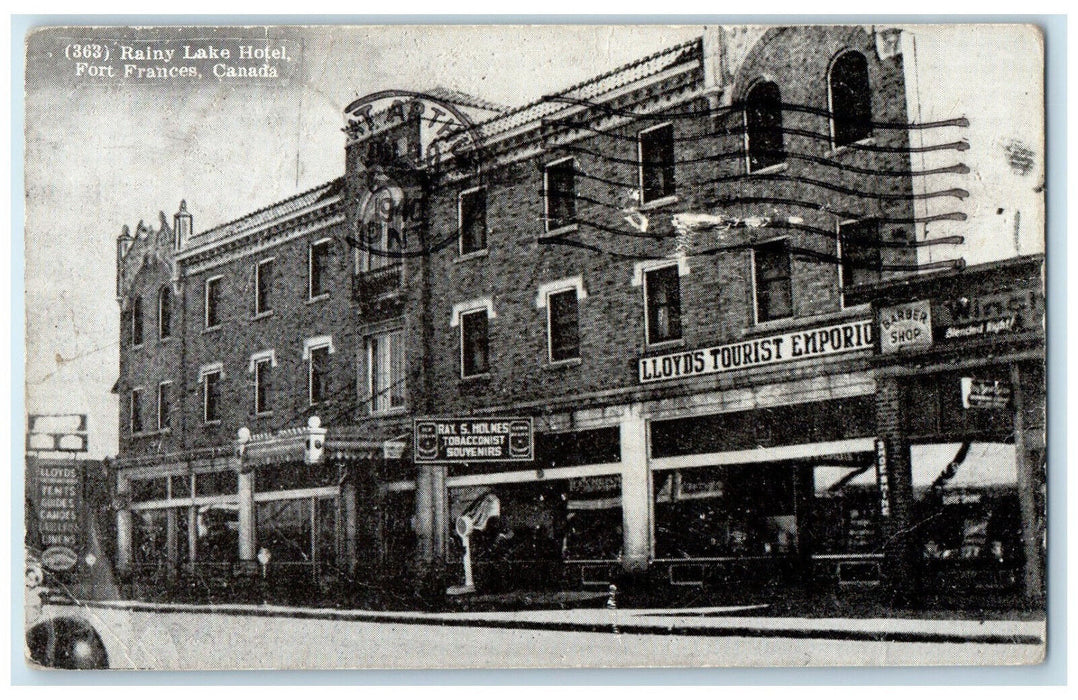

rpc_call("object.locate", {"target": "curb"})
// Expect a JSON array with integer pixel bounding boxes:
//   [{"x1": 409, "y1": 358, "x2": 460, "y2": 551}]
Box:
[{"x1": 59, "y1": 600, "x2": 1044, "y2": 646}]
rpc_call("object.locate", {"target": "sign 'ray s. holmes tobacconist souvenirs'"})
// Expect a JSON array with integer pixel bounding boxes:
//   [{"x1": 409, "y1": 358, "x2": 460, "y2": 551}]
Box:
[
  {"x1": 415, "y1": 418, "x2": 534, "y2": 462},
  {"x1": 639, "y1": 319, "x2": 874, "y2": 383}
]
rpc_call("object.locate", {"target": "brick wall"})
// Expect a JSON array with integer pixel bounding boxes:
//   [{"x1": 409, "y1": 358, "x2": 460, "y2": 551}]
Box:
[{"x1": 422, "y1": 25, "x2": 915, "y2": 415}]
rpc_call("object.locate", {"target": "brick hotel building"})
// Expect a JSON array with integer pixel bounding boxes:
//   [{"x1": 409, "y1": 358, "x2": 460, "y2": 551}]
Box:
[{"x1": 113, "y1": 25, "x2": 1045, "y2": 606}]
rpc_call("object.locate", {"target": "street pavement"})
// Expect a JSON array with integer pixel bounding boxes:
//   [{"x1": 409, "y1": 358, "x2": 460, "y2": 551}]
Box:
[{"x1": 29, "y1": 599, "x2": 1046, "y2": 670}]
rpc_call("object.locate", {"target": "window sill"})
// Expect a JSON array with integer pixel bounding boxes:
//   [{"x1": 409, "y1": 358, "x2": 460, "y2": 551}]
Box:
[
  {"x1": 644, "y1": 338, "x2": 685, "y2": 353},
  {"x1": 544, "y1": 357, "x2": 582, "y2": 370},
  {"x1": 131, "y1": 343, "x2": 144, "y2": 351},
  {"x1": 306, "y1": 294, "x2": 330, "y2": 305},
  {"x1": 456, "y1": 248, "x2": 489, "y2": 263},
  {"x1": 827, "y1": 137, "x2": 877, "y2": 159},
  {"x1": 252, "y1": 310, "x2": 275, "y2": 321},
  {"x1": 541, "y1": 223, "x2": 578, "y2": 238},
  {"x1": 460, "y1": 372, "x2": 491, "y2": 382},
  {"x1": 368, "y1": 406, "x2": 408, "y2": 418},
  {"x1": 202, "y1": 420, "x2": 222, "y2": 427},
  {"x1": 745, "y1": 303, "x2": 872, "y2": 336},
  {"x1": 158, "y1": 337, "x2": 172, "y2": 344},
  {"x1": 254, "y1": 410, "x2": 274, "y2": 418},
  {"x1": 202, "y1": 325, "x2": 222, "y2": 335},
  {"x1": 638, "y1": 195, "x2": 679, "y2": 212},
  {"x1": 746, "y1": 162, "x2": 788, "y2": 177}
]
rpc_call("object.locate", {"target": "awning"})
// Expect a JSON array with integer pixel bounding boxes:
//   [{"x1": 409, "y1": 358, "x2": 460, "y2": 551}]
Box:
[
  {"x1": 813, "y1": 465, "x2": 877, "y2": 494},
  {"x1": 911, "y1": 442, "x2": 1017, "y2": 491}
]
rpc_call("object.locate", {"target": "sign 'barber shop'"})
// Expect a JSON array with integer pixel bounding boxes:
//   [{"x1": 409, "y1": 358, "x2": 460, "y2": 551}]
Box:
[{"x1": 639, "y1": 319, "x2": 874, "y2": 383}]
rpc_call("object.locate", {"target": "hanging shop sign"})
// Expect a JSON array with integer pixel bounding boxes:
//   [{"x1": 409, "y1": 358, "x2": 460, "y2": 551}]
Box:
[
  {"x1": 933, "y1": 285, "x2": 1043, "y2": 343},
  {"x1": 878, "y1": 300, "x2": 933, "y2": 354},
  {"x1": 639, "y1": 318, "x2": 873, "y2": 383},
  {"x1": 414, "y1": 417, "x2": 534, "y2": 463},
  {"x1": 960, "y1": 377, "x2": 1012, "y2": 409}
]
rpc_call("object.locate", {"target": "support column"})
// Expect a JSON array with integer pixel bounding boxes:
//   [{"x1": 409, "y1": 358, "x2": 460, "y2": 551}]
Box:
[
  {"x1": 166, "y1": 507, "x2": 178, "y2": 579},
  {"x1": 187, "y1": 505, "x2": 198, "y2": 564},
  {"x1": 340, "y1": 472, "x2": 358, "y2": 576},
  {"x1": 431, "y1": 464, "x2": 448, "y2": 576},
  {"x1": 237, "y1": 467, "x2": 256, "y2": 562},
  {"x1": 620, "y1": 410, "x2": 651, "y2": 574},
  {"x1": 1011, "y1": 362, "x2": 1044, "y2": 602},
  {"x1": 875, "y1": 375, "x2": 917, "y2": 602},
  {"x1": 115, "y1": 474, "x2": 133, "y2": 574},
  {"x1": 414, "y1": 463, "x2": 434, "y2": 569}
]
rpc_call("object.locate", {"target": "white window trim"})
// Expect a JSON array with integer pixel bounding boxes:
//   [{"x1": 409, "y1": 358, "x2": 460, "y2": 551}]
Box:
[
  {"x1": 631, "y1": 256, "x2": 690, "y2": 287},
  {"x1": 156, "y1": 381, "x2": 172, "y2": 432},
  {"x1": 541, "y1": 285, "x2": 584, "y2": 364},
  {"x1": 305, "y1": 336, "x2": 334, "y2": 406},
  {"x1": 458, "y1": 186, "x2": 487, "y2": 257},
  {"x1": 743, "y1": 79, "x2": 783, "y2": 175},
  {"x1": 255, "y1": 257, "x2": 275, "y2": 316},
  {"x1": 200, "y1": 366, "x2": 222, "y2": 424},
  {"x1": 248, "y1": 348, "x2": 278, "y2": 373},
  {"x1": 303, "y1": 335, "x2": 335, "y2": 359},
  {"x1": 543, "y1": 156, "x2": 575, "y2": 233},
  {"x1": 450, "y1": 298, "x2": 495, "y2": 328},
  {"x1": 252, "y1": 356, "x2": 273, "y2": 415},
  {"x1": 638, "y1": 261, "x2": 685, "y2": 347},
  {"x1": 751, "y1": 236, "x2": 792, "y2": 326},
  {"x1": 204, "y1": 275, "x2": 223, "y2": 329},
  {"x1": 130, "y1": 387, "x2": 144, "y2": 435},
  {"x1": 458, "y1": 308, "x2": 491, "y2": 379},
  {"x1": 637, "y1": 122, "x2": 674, "y2": 205},
  {"x1": 364, "y1": 328, "x2": 406, "y2": 415},
  {"x1": 827, "y1": 49, "x2": 871, "y2": 150},
  {"x1": 157, "y1": 287, "x2": 171, "y2": 340},
  {"x1": 535, "y1": 276, "x2": 587, "y2": 309},
  {"x1": 308, "y1": 238, "x2": 332, "y2": 300}
]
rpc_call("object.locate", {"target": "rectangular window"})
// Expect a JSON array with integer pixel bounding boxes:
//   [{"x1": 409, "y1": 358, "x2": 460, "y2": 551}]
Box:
[
  {"x1": 460, "y1": 309, "x2": 490, "y2": 378},
  {"x1": 547, "y1": 289, "x2": 580, "y2": 362},
  {"x1": 459, "y1": 188, "x2": 487, "y2": 255},
  {"x1": 644, "y1": 265, "x2": 682, "y2": 344},
  {"x1": 754, "y1": 240, "x2": 793, "y2": 323},
  {"x1": 158, "y1": 287, "x2": 171, "y2": 340},
  {"x1": 254, "y1": 358, "x2": 272, "y2": 415},
  {"x1": 204, "y1": 276, "x2": 222, "y2": 329},
  {"x1": 639, "y1": 123, "x2": 676, "y2": 203},
  {"x1": 255, "y1": 258, "x2": 274, "y2": 315},
  {"x1": 367, "y1": 329, "x2": 406, "y2": 413},
  {"x1": 131, "y1": 296, "x2": 144, "y2": 346},
  {"x1": 544, "y1": 158, "x2": 576, "y2": 232},
  {"x1": 130, "y1": 388, "x2": 144, "y2": 434},
  {"x1": 839, "y1": 219, "x2": 882, "y2": 292},
  {"x1": 157, "y1": 381, "x2": 172, "y2": 431},
  {"x1": 309, "y1": 345, "x2": 331, "y2": 405},
  {"x1": 309, "y1": 239, "x2": 331, "y2": 299},
  {"x1": 203, "y1": 370, "x2": 221, "y2": 423}
]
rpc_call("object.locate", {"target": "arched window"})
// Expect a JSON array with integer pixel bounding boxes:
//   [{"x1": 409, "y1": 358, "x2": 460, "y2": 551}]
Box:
[
  {"x1": 158, "y1": 285, "x2": 172, "y2": 340},
  {"x1": 745, "y1": 81, "x2": 786, "y2": 172},
  {"x1": 829, "y1": 51, "x2": 872, "y2": 148}
]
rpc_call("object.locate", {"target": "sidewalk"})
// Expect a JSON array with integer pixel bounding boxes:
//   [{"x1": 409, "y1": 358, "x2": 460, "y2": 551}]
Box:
[{"x1": 75, "y1": 598, "x2": 1045, "y2": 646}]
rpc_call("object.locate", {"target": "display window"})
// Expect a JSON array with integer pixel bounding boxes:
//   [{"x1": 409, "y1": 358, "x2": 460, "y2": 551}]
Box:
[
  {"x1": 653, "y1": 464, "x2": 797, "y2": 559},
  {"x1": 381, "y1": 490, "x2": 415, "y2": 574},
  {"x1": 195, "y1": 503, "x2": 239, "y2": 563},
  {"x1": 133, "y1": 510, "x2": 167, "y2": 564},
  {"x1": 256, "y1": 496, "x2": 338, "y2": 569},
  {"x1": 809, "y1": 458, "x2": 882, "y2": 555},
  {"x1": 446, "y1": 476, "x2": 623, "y2": 591},
  {"x1": 910, "y1": 442, "x2": 1023, "y2": 590}
]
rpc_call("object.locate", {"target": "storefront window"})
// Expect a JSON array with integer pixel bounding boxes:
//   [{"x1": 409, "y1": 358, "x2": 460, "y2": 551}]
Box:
[
  {"x1": 133, "y1": 510, "x2": 167, "y2": 564},
  {"x1": 810, "y1": 460, "x2": 881, "y2": 555},
  {"x1": 256, "y1": 496, "x2": 338, "y2": 568},
  {"x1": 381, "y1": 490, "x2": 416, "y2": 572},
  {"x1": 447, "y1": 477, "x2": 624, "y2": 590},
  {"x1": 653, "y1": 464, "x2": 797, "y2": 559},
  {"x1": 195, "y1": 503, "x2": 239, "y2": 563}
]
